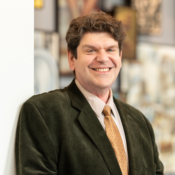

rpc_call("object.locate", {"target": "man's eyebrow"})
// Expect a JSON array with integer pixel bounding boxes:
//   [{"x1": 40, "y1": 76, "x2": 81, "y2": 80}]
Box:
[
  {"x1": 106, "y1": 45, "x2": 119, "y2": 48},
  {"x1": 82, "y1": 44, "x2": 119, "y2": 49},
  {"x1": 82, "y1": 45, "x2": 97, "y2": 49}
]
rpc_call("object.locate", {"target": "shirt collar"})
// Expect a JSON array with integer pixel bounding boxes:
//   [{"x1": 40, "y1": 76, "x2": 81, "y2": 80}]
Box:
[{"x1": 75, "y1": 79, "x2": 115, "y2": 117}]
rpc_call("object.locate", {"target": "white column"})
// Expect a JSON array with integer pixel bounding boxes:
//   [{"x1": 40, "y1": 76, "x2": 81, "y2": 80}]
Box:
[{"x1": 0, "y1": 1, "x2": 33, "y2": 175}]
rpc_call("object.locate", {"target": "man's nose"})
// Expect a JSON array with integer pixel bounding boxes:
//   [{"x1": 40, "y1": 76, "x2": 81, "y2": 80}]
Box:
[{"x1": 96, "y1": 50, "x2": 108, "y2": 63}]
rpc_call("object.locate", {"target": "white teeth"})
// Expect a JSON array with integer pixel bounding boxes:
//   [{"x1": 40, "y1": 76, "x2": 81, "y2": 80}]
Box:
[{"x1": 94, "y1": 68, "x2": 110, "y2": 72}]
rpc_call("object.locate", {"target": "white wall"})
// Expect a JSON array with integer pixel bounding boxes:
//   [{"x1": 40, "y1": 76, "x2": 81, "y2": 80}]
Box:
[{"x1": 0, "y1": 1, "x2": 33, "y2": 175}]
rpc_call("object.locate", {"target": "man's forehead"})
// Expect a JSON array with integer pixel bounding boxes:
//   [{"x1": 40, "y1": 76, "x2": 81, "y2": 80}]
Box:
[
  {"x1": 79, "y1": 32, "x2": 119, "y2": 47},
  {"x1": 81, "y1": 32, "x2": 114, "y2": 38}
]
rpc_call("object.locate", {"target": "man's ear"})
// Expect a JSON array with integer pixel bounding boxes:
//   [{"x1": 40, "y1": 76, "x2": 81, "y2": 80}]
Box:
[
  {"x1": 67, "y1": 51, "x2": 75, "y2": 71},
  {"x1": 120, "y1": 50, "x2": 122, "y2": 68}
]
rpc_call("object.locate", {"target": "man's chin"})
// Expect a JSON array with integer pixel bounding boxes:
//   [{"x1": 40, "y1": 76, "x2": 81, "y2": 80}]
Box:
[{"x1": 93, "y1": 82, "x2": 112, "y2": 91}]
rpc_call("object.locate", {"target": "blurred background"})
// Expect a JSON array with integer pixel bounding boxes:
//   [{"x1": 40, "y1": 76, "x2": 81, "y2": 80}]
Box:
[{"x1": 34, "y1": 0, "x2": 175, "y2": 174}]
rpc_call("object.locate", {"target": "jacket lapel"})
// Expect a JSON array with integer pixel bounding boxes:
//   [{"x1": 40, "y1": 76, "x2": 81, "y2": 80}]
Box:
[
  {"x1": 67, "y1": 80, "x2": 122, "y2": 175},
  {"x1": 114, "y1": 98, "x2": 143, "y2": 175}
]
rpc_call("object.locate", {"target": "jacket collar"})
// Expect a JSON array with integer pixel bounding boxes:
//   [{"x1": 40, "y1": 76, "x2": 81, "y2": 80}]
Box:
[{"x1": 66, "y1": 79, "x2": 89, "y2": 110}]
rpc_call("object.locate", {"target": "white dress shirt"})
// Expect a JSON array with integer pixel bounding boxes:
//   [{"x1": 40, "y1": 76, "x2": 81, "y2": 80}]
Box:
[{"x1": 75, "y1": 79, "x2": 128, "y2": 165}]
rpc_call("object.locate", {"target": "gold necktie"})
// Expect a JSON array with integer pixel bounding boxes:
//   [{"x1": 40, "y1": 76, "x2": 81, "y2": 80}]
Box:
[{"x1": 103, "y1": 105, "x2": 128, "y2": 175}]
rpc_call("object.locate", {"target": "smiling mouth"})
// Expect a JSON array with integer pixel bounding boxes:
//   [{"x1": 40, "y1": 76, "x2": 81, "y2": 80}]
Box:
[{"x1": 91, "y1": 68, "x2": 112, "y2": 72}]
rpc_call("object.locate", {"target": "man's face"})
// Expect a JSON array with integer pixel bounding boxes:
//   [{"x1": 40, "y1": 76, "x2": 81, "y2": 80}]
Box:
[{"x1": 68, "y1": 32, "x2": 122, "y2": 94}]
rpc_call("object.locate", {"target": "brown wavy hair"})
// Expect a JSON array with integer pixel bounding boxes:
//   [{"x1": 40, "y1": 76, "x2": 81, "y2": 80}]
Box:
[{"x1": 66, "y1": 11, "x2": 126, "y2": 59}]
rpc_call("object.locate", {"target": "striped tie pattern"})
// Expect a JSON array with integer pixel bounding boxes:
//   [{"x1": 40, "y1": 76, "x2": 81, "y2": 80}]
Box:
[{"x1": 103, "y1": 105, "x2": 128, "y2": 175}]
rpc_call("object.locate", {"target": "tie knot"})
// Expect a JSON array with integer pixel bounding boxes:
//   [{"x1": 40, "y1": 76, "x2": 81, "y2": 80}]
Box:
[{"x1": 103, "y1": 105, "x2": 111, "y2": 116}]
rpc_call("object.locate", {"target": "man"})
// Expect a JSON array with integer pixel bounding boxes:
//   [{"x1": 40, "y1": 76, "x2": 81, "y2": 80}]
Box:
[{"x1": 15, "y1": 11, "x2": 164, "y2": 175}]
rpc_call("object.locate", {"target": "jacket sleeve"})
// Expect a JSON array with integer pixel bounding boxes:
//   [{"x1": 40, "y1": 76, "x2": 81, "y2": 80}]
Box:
[
  {"x1": 144, "y1": 116, "x2": 164, "y2": 175},
  {"x1": 15, "y1": 101, "x2": 58, "y2": 175}
]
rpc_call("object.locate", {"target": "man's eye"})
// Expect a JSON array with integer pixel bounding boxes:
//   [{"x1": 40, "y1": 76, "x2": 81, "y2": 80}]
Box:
[
  {"x1": 108, "y1": 49, "x2": 114, "y2": 52},
  {"x1": 87, "y1": 50, "x2": 94, "y2": 52}
]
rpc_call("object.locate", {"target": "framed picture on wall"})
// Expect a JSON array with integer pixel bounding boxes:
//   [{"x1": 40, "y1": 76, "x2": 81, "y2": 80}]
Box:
[
  {"x1": 34, "y1": 0, "x2": 58, "y2": 32},
  {"x1": 131, "y1": 0, "x2": 162, "y2": 34},
  {"x1": 114, "y1": 6, "x2": 137, "y2": 59}
]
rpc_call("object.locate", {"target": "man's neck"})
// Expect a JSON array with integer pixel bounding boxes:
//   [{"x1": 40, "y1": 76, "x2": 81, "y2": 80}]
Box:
[
  {"x1": 75, "y1": 79, "x2": 111, "y2": 104},
  {"x1": 92, "y1": 91, "x2": 110, "y2": 104}
]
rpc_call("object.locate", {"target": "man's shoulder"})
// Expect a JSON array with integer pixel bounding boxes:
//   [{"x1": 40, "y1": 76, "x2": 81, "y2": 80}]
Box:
[
  {"x1": 114, "y1": 98, "x2": 142, "y2": 114},
  {"x1": 24, "y1": 88, "x2": 69, "y2": 108},
  {"x1": 114, "y1": 98, "x2": 148, "y2": 125}
]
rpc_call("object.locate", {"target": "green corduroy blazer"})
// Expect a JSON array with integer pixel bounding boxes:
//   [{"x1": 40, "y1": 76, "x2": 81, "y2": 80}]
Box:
[{"x1": 15, "y1": 79, "x2": 164, "y2": 175}]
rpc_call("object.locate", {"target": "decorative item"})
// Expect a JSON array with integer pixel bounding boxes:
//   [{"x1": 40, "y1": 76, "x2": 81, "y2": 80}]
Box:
[
  {"x1": 34, "y1": 31, "x2": 60, "y2": 91},
  {"x1": 34, "y1": 0, "x2": 44, "y2": 9},
  {"x1": 132, "y1": 0, "x2": 162, "y2": 34}
]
